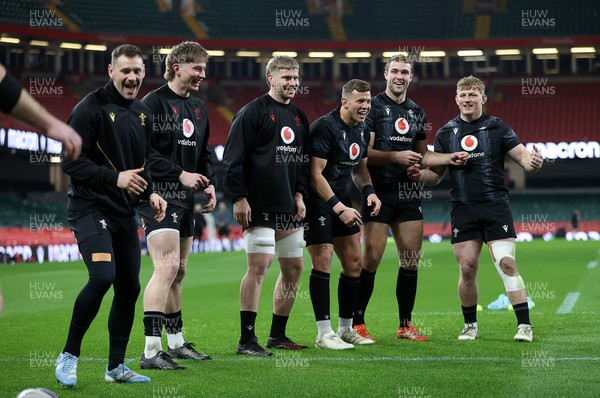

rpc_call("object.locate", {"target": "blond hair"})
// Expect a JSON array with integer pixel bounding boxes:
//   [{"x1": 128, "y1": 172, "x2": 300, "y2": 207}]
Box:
[{"x1": 457, "y1": 75, "x2": 485, "y2": 95}]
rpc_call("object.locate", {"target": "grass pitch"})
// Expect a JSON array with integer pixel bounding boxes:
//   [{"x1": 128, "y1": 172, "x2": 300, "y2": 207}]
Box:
[{"x1": 1, "y1": 239, "x2": 599, "y2": 397}]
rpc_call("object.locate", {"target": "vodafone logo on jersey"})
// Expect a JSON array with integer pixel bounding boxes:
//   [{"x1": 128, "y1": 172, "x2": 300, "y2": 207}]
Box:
[
  {"x1": 349, "y1": 143, "x2": 360, "y2": 160},
  {"x1": 460, "y1": 135, "x2": 478, "y2": 151},
  {"x1": 182, "y1": 118, "x2": 195, "y2": 138},
  {"x1": 281, "y1": 126, "x2": 295, "y2": 144},
  {"x1": 394, "y1": 117, "x2": 410, "y2": 134}
]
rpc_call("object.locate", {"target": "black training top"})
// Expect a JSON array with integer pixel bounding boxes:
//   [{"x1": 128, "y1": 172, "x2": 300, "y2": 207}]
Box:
[
  {"x1": 141, "y1": 84, "x2": 215, "y2": 210},
  {"x1": 366, "y1": 92, "x2": 427, "y2": 186},
  {"x1": 309, "y1": 107, "x2": 369, "y2": 199},
  {"x1": 62, "y1": 82, "x2": 153, "y2": 218},
  {"x1": 223, "y1": 93, "x2": 309, "y2": 213},
  {"x1": 434, "y1": 113, "x2": 521, "y2": 203}
]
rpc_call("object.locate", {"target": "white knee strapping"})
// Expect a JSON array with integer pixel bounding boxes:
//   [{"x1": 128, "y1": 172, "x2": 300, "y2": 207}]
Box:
[
  {"x1": 275, "y1": 229, "x2": 305, "y2": 259},
  {"x1": 244, "y1": 227, "x2": 275, "y2": 254},
  {"x1": 490, "y1": 240, "x2": 524, "y2": 292}
]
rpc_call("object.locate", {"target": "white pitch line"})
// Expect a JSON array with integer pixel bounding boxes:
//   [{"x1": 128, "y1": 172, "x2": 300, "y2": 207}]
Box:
[
  {"x1": 2, "y1": 356, "x2": 599, "y2": 363},
  {"x1": 557, "y1": 292, "x2": 581, "y2": 314},
  {"x1": 587, "y1": 261, "x2": 597, "y2": 269}
]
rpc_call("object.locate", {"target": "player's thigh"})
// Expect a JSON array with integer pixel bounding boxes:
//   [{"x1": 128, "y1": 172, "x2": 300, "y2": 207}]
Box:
[
  {"x1": 391, "y1": 219, "x2": 423, "y2": 253},
  {"x1": 333, "y1": 233, "x2": 362, "y2": 275},
  {"x1": 179, "y1": 236, "x2": 193, "y2": 269},
  {"x1": 362, "y1": 221, "x2": 390, "y2": 270},
  {"x1": 453, "y1": 239, "x2": 484, "y2": 270},
  {"x1": 147, "y1": 230, "x2": 181, "y2": 276}
]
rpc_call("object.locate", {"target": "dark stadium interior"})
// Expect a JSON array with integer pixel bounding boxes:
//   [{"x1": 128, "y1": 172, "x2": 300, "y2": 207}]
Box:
[{"x1": 0, "y1": 0, "x2": 599, "y2": 258}]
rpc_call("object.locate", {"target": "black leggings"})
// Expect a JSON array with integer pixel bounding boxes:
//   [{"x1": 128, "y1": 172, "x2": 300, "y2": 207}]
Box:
[{"x1": 64, "y1": 216, "x2": 141, "y2": 365}]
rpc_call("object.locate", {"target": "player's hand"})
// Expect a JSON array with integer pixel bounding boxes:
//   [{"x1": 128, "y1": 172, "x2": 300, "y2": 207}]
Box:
[
  {"x1": 449, "y1": 151, "x2": 469, "y2": 166},
  {"x1": 149, "y1": 193, "x2": 167, "y2": 222},
  {"x1": 46, "y1": 121, "x2": 82, "y2": 160},
  {"x1": 367, "y1": 194, "x2": 381, "y2": 217},
  {"x1": 117, "y1": 167, "x2": 147, "y2": 195},
  {"x1": 530, "y1": 145, "x2": 543, "y2": 172},
  {"x1": 233, "y1": 197, "x2": 251, "y2": 228},
  {"x1": 336, "y1": 206, "x2": 362, "y2": 228},
  {"x1": 394, "y1": 150, "x2": 423, "y2": 167},
  {"x1": 294, "y1": 193, "x2": 306, "y2": 220},
  {"x1": 203, "y1": 184, "x2": 216, "y2": 213},
  {"x1": 179, "y1": 171, "x2": 210, "y2": 190},
  {"x1": 406, "y1": 165, "x2": 422, "y2": 182}
]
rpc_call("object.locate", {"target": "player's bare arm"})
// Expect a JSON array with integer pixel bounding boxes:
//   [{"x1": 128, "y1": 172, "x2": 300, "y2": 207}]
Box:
[
  {"x1": 117, "y1": 167, "x2": 148, "y2": 195},
  {"x1": 294, "y1": 192, "x2": 306, "y2": 220},
  {"x1": 366, "y1": 131, "x2": 423, "y2": 167},
  {"x1": 203, "y1": 184, "x2": 217, "y2": 213},
  {"x1": 310, "y1": 156, "x2": 362, "y2": 227},
  {"x1": 407, "y1": 164, "x2": 447, "y2": 186},
  {"x1": 414, "y1": 140, "x2": 469, "y2": 167},
  {"x1": 232, "y1": 196, "x2": 251, "y2": 228},
  {"x1": 351, "y1": 158, "x2": 381, "y2": 216},
  {"x1": 507, "y1": 144, "x2": 544, "y2": 173},
  {"x1": 149, "y1": 193, "x2": 167, "y2": 222},
  {"x1": 179, "y1": 170, "x2": 210, "y2": 190}
]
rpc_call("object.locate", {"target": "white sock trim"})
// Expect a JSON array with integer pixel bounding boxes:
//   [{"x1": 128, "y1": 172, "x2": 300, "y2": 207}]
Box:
[
  {"x1": 316, "y1": 320, "x2": 334, "y2": 338},
  {"x1": 337, "y1": 317, "x2": 353, "y2": 334},
  {"x1": 167, "y1": 332, "x2": 185, "y2": 349},
  {"x1": 144, "y1": 336, "x2": 162, "y2": 358}
]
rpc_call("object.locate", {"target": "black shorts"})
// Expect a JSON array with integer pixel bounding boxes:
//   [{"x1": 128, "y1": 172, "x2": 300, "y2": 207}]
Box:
[
  {"x1": 68, "y1": 210, "x2": 136, "y2": 244},
  {"x1": 245, "y1": 211, "x2": 306, "y2": 232},
  {"x1": 451, "y1": 200, "x2": 516, "y2": 244},
  {"x1": 138, "y1": 203, "x2": 194, "y2": 239},
  {"x1": 304, "y1": 196, "x2": 360, "y2": 246},
  {"x1": 361, "y1": 184, "x2": 423, "y2": 225}
]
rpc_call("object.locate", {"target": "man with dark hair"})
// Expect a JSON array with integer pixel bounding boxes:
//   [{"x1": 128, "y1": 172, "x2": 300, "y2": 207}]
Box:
[
  {"x1": 223, "y1": 55, "x2": 310, "y2": 356},
  {"x1": 55, "y1": 44, "x2": 166, "y2": 386},
  {"x1": 139, "y1": 41, "x2": 215, "y2": 370},
  {"x1": 410, "y1": 75, "x2": 542, "y2": 342},
  {"x1": 306, "y1": 79, "x2": 382, "y2": 350},
  {"x1": 353, "y1": 55, "x2": 468, "y2": 342}
]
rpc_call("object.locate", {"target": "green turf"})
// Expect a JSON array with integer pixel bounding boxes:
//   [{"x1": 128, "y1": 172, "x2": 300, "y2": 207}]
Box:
[{"x1": 1, "y1": 239, "x2": 599, "y2": 397}]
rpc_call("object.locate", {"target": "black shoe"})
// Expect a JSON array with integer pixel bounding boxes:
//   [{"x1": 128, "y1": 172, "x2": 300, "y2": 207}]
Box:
[
  {"x1": 266, "y1": 336, "x2": 309, "y2": 349},
  {"x1": 140, "y1": 351, "x2": 186, "y2": 370},
  {"x1": 168, "y1": 342, "x2": 212, "y2": 360},
  {"x1": 236, "y1": 336, "x2": 273, "y2": 356}
]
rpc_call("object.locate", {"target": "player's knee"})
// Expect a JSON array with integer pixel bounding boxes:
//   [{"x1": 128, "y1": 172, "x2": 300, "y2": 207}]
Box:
[
  {"x1": 174, "y1": 266, "x2": 186, "y2": 283},
  {"x1": 499, "y1": 257, "x2": 518, "y2": 276},
  {"x1": 247, "y1": 262, "x2": 270, "y2": 280},
  {"x1": 342, "y1": 255, "x2": 363, "y2": 277},
  {"x1": 154, "y1": 262, "x2": 179, "y2": 284},
  {"x1": 283, "y1": 260, "x2": 304, "y2": 280},
  {"x1": 128, "y1": 281, "x2": 141, "y2": 298},
  {"x1": 363, "y1": 250, "x2": 382, "y2": 272},
  {"x1": 458, "y1": 262, "x2": 478, "y2": 281},
  {"x1": 399, "y1": 250, "x2": 420, "y2": 270},
  {"x1": 90, "y1": 270, "x2": 115, "y2": 292},
  {"x1": 310, "y1": 253, "x2": 332, "y2": 272},
  {"x1": 490, "y1": 241, "x2": 524, "y2": 292}
]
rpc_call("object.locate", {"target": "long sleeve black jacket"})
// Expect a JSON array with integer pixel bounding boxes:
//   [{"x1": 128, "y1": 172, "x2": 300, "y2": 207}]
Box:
[{"x1": 62, "y1": 82, "x2": 153, "y2": 218}]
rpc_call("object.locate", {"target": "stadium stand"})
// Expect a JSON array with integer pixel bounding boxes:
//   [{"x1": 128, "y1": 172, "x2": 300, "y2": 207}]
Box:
[
  {"x1": 344, "y1": 0, "x2": 475, "y2": 41},
  {"x1": 55, "y1": 0, "x2": 195, "y2": 37},
  {"x1": 0, "y1": 0, "x2": 598, "y2": 263}
]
